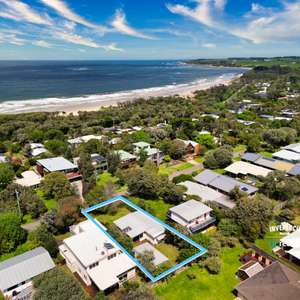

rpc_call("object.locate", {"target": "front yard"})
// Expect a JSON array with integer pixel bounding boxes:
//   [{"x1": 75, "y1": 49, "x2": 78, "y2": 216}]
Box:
[
  {"x1": 155, "y1": 246, "x2": 245, "y2": 300},
  {"x1": 159, "y1": 162, "x2": 194, "y2": 176}
]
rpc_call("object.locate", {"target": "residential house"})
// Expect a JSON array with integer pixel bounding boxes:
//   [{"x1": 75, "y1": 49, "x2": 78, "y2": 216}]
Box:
[
  {"x1": 201, "y1": 113, "x2": 220, "y2": 119},
  {"x1": 36, "y1": 156, "x2": 82, "y2": 181},
  {"x1": 280, "y1": 230, "x2": 300, "y2": 265},
  {"x1": 29, "y1": 143, "x2": 47, "y2": 157},
  {"x1": 74, "y1": 154, "x2": 108, "y2": 172},
  {"x1": 59, "y1": 220, "x2": 136, "y2": 292},
  {"x1": 68, "y1": 135, "x2": 104, "y2": 148},
  {"x1": 235, "y1": 262, "x2": 300, "y2": 300},
  {"x1": 178, "y1": 139, "x2": 201, "y2": 156},
  {"x1": 15, "y1": 170, "x2": 42, "y2": 188},
  {"x1": 114, "y1": 211, "x2": 165, "y2": 245},
  {"x1": 168, "y1": 199, "x2": 215, "y2": 233},
  {"x1": 273, "y1": 150, "x2": 300, "y2": 164},
  {"x1": 179, "y1": 181, "x2": 235, "y2": 209},
  {"x1": 237, "y1": 120, "x2": 256, "y2": 126},
  {"x1": 242, "y1": 152, "x2": 294, "y2": 173},
  {"x1": 133, "y1": 142, "x2": 163, "y2": 164},
  {"x1": 0, "y1": 247, "x2": 55, "y2": 300},
  {"x1": 283, "y1": 142, "x2": 300, "y2": 154},
  {"x1": 194, "y1": 169, "x2": 258, "y2": 195},
  {"x1": 114, "y1": 150, "x2": 137, "y2": 168},
  {"x1": 225, "y1": 161, "x2": 271, "y2": 178}
]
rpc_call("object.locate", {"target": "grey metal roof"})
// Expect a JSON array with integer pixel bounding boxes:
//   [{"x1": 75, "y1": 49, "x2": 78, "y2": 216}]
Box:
[
  {"x1": 288, "y1": 164, "x2": 300, "y2": 176},
  {"x1": 37, "y1": 157, "x2": 77, "y2": 172},
  {"x1": 193, "y1": 169, "x2": 219, "y2": 185},
  {"x1": 255, "y1": 157, "x2": 277, "y2": 169},
  {"x1": 194, "y1": 170, "x2": 258, "y2": 195},
  {"x1": 241, "y1": 152, "x2": 261, "y2": 163},
  {"x1": 169, "y1": 200, "x2": 212, "y2": 222},
  {"x1": 114, "y1": 211, "x2": 164, "y2": 239},
  {"x1": 0, "y1": 247, "x2": 55, "y2": 291}
]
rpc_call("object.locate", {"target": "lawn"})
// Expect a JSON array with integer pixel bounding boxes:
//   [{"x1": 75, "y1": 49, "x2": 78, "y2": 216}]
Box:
[
  {"x1": 255, "y1": 230, "x2": 282, "y2": 255},
  {"x1": 36, "y1": 189, "x2": 57, "y2": 211},
  {"x1": 155, "y1": 246, "x2": 245, "y2": 300},
  {"x1": 293, "y1": 215, "x2": 300, "y2": 226},
  {"x1": 156, "y1": 243, "x2": 179, "y2": 265},
  {"x1": 233, "y1": 144, "x2": 247, "y2": 153},
  {"x1": 96, "y1": 206, "x2": 131, "y2": 225},
  {"x1": 96, "y1": 171, "x2": 119, "y2": 187},
  {"x1": 259, "y1": 151, "x2": 273, "y2": 158},
  {"x1": 131, "y1": 197, "x2": 172, "y2": 220},
  {"x1": 159, "y1": 162, "x2": 194, "y2": 176},
  {"x1": 194, "y1": 156, "x2": 205, "y2": 163}
]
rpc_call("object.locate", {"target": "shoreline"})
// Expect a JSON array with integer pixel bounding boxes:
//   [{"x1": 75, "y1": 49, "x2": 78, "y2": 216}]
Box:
[{"x1": 0, "y1": 73, "x2": 242, "y2": 115}]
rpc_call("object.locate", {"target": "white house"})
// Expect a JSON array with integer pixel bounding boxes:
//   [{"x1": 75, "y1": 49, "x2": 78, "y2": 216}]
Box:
[
  {"x1": 0, "y1": 247, "x2": 55, "y2": 300},
  {"x1": 59, "y1": 220, "x2": 136, "y2": 292},
  {"x1": 280, "y1": 230, "x2": 300, "y2": 265},
  {"x1": 114, "y1": 211, "x2": 165, "y2": 245},
  {"x1": 29, "y1": 143, "x2": 47, "y2": 157},
  {"x1": 168, "y1": 200, "x2": 215, "y2": 233},
  {"x1": 15, "y1": 170, "x2": 42, "y2": 188},
  {"x1": 133, "y1": 142, "x2": 163, "y2": 164},
  {"x1": 68, "y1": 135, "x2": 104, "y2": 147}
]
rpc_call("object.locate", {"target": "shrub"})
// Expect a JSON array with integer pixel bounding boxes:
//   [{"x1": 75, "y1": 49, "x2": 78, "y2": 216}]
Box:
[
  {"x1": 186, "y1": 270, "x2": 197, "y2": 280},
  {"x1": 205, "y1": 257, "x2": 222, "y2": 274}
]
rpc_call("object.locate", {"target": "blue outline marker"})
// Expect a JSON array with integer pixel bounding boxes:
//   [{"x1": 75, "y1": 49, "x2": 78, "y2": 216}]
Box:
[{"x1": 81, "y1": 196, "x2": 207, "y2": 282}]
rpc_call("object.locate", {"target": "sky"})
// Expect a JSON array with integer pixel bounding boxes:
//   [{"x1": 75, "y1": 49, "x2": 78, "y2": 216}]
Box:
[{"x1": 0, "y1": 0, "x2": 300, "y2": 60}]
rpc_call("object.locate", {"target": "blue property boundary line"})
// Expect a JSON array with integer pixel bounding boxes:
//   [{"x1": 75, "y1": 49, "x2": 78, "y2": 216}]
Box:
[{"x1": 81, "y1": 196, "x2": 207, "y2": 282}]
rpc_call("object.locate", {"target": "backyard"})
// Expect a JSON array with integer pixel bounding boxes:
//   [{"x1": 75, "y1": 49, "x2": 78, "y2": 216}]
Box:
[{"x1": 155, "y1": 246, "x2": 245, "y2": 300}]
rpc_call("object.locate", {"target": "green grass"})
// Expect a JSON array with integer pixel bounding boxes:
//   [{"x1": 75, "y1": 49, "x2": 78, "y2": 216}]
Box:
[
  {"x1": 155, "y1": 246, "x2": 245, "y2": 300},
  {"x1": 97, "y1": 171, "x2": 119, "y2": 187},
  {"x1": 156, "y1": 243, "x2": 179, "y2": 265},
  {"x1": 44, "y1": 199, "x2": 58, "y2": 210},
  {"x1": 214, "y1": 168, "x2": 225, "y2": 174},
  {"x1": 131, "y1": 197, "x2": 172, "y2": 220},
  {"x1": 159, "y1": 162, "x2": 194, "y2": 176},
  {"x1": 234, "y1": 144, "x2": 247, "y2": 153},
  {"x1": 194, "y1": 156, "x2": 205, "y2": 163},
  {"x1": 255, "y1": 231, "x2": 282, "y2": 255},
  {"x1": 22, "y1": 214, "x2": 33, "y2": 224},
  {"x1": 259, "y1": 151, "x2": 273, "y2": 158},
  {"x1": 96, "y1": 206, "x2": 131, "y2": 224}
]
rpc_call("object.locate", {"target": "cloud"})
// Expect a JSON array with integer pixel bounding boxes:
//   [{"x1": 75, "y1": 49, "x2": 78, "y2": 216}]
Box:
[
  {"x1": 111, "y1": 9, "x2": 155, "y2": 39},
  {"x1": 53, "y1": 31, "x2": 122, "y2": 51},
  {"x1": 167, "y1": 0, "x2": 300, "y2": 44},
  {"x1": 0, "y1": 0, "x2": 52, "y2": 25},
  {"x1": 40, "y1": 0, "x2": 108, "y2": 34},
  {"x1": 202, "y1": 42, "x2": 216, "y2": 48},
  {"x1": 32, "y1": 40, "x2": 52, "y2": 48},
  {"x1": 0, "y1": 29, "x2": 26, "y2": 45}
]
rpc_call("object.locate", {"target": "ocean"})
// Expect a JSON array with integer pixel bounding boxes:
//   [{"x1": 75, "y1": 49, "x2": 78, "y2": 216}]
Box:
[{"x1": 0, "y1": 60, "x2": 246, "y2": 113}]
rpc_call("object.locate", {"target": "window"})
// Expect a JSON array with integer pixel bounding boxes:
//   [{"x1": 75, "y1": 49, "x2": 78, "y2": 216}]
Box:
[
  {"x1": 108, "y1": 253, "x2": 117, "y2": 260},
  {"x1": 89, "y1": 262, "x2": 99, "y2": 269}
]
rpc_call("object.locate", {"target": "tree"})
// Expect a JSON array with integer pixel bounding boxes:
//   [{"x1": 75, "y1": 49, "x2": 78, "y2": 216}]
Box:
[
  {"x1": 205, "y1": 257, "x2": 222, "y2": 274},
  {"x1": 138, "y1": 148, "x2": 148, "y2": 166},
  {"x1": 33, "y1": 268, "x2": 88, "y2": 300},
  {"x1": 120, "y1": 282, "x2": 158, "y2": 300},
  {"x1": 41, "y1": 172, "x2": 73, "y2": 200},
  {"x1": 45, "y1": 140, "x2": 67, "y2": 155},
  {"x1": 204, "y1": 146, "x2": 233, "y2": 169},
  {"x1": 136, "y1": 250, "x2": 156, "y2": 273},
  {"x1": 218, "y1": 218, "x2": 241, "y2": 237},
  {"x1": 78, "y1": 152, "x2": 96, "y2": 194},
  {"x1": 169, "y1": 140, "x2": 186, "y2": 159},
  {"x1": 0, "y1": 163, "x2": 15, "y2": 190},
  {"x1": 262, "y1": 127, "x2": 297, "y2": 148},
  {"x1": 29, "y1": 225, "x2": 58, "y2": 257},
  {"x1": 126, "y1": 167, "x2": 161, "y2": 199},
  {"x1": 230, "y1": 195, "x2": 273, "y2": 241},
  {"x1": 0, "y1": 183, "x2": 46, "y2": 218},
  {"x1": 0, "y1": 212, "x2": 27, "y2": 255},
  {"x1": 55, "y1": 196, "x2": 81, "y2": 231},
  {"x1": 106, "y1": 224, "x2": 133, "y2": 253},
  {"x1": 195, "y1": 133, "x2": 216, "y2": 149},
  {"x1": 106, "y1": 152, "x2": 121, "y2": 175},
  {"x1": 160, "y1": 182, "x2": 184, "y2": 205},
  {"x1": 260, "y1": 171, "x2": 300, "y2": 201},
  {"x1": 44, "y1": 129, "x2": 65, "y2": 141}
]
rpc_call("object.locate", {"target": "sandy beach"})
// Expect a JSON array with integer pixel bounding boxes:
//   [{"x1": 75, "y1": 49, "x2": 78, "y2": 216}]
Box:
[{"x1": 0, "y1": 73, "x2": 241, "y2": 115}]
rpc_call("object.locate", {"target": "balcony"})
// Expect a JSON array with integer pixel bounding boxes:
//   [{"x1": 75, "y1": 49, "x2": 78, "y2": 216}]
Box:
[{"x1": 189, "y1": 216, "x2": 216, "y2": 233}]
